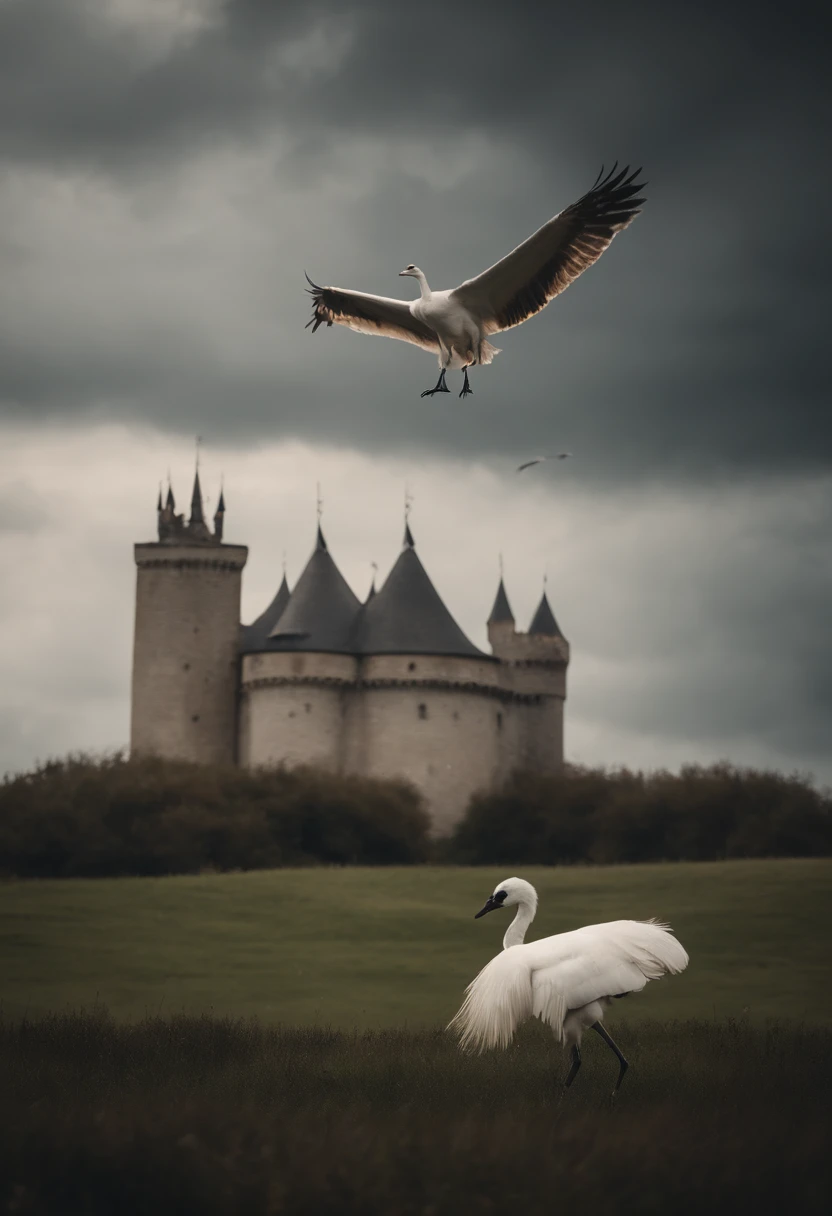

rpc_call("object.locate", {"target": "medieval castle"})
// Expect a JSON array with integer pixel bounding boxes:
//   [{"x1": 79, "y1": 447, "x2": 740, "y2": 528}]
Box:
[{"x1": 130, "y1": 472, "x2": 570, "y2": 834}]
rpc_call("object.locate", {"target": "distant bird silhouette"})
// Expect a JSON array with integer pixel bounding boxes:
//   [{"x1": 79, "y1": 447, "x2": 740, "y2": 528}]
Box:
[
  {"x1": 448, "y1": 877, "x2": 688, "y2": 1093},
  {"x1": 516, "y1": 453, "x2": 572, "y2": 473},
  {"x1": 306, "y1": 164, "x2": 645, "y2": 399}
]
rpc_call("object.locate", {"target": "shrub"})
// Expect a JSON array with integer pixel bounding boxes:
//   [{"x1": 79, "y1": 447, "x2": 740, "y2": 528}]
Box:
[
  {"x1": 448, "y1": 762, "x2": 832, "y2": 865},
  {"x1": 0, "y1": 753, "x2": 430, "y2": 878}
]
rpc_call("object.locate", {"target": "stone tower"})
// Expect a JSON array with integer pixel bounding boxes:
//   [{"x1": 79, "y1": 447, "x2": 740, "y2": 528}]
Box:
[
  {"x1": 487, "y1": 576, "x2": 570, "y2": 772},
  {"x1": 130, "y1": 472, "x2": 248, "y2": 764}
]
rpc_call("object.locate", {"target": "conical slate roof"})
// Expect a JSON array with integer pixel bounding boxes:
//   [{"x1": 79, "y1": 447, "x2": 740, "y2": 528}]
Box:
[
  {"x1": 354, "y1": 528, "x2": 484, "y2": 657},
  {"x1": 269, "y1": 528, "x2": 361, "y2": 653},
  {"x1": 487, "y1": 577, "x2": 515, "y2": 625},
  {"x1": 190, "y1": 471, "x2": 205, "y2": 525},
  {"x1": 529, "y1": 591, "x2": 565, "y2": 639},
  {"x1": 241, "y1": 574, "x2": 291, "y2": 653}
]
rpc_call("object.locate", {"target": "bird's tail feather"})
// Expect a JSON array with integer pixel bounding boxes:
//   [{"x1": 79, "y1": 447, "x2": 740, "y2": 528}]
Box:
[
  {"x1": 626, "y1": 919, "x2": 690, "y2": 978},
  {"x1": 477, "y1": 340, "x2": 501, "y2": 366},
  {"x1": 447, "y1": 949, "x2": 532, "y2": 1053}
]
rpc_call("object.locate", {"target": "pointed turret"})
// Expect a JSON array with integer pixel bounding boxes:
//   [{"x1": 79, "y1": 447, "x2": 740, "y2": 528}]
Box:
[
  {"x1": 268, "y1": 527, "x2": 361, "y2": 653},
  {"x1": 213, "y1": 487, "x2": 226, "y2": 541},
  {"x1": 487, "y1": 576, "x2": 516, "y2": 656},
  {"x1": 241, "y1": 573, "x2": 292, "y2": 653},
  {"x1": 158, "y1": 481, "x2": 183, "y2": 542},
  {"x1": 487, "y1": 578, "x2": 514, "y2": 626},
  {"x1": 529, "y1": 591, "x2": 564, "y2": 639},
  {"x1": 354, "y1": 526, "x2": 483, "y2": 657},
  {"x1": 190, "y1": 470, "x2": 205, "y2": 526}
]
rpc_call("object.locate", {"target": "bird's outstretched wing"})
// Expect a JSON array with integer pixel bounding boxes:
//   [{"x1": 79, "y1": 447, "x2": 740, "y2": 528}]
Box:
[
  {"x1": 305, "y1": 276, "x2": 439, "y2": 352},
  {"x1": 451, "y1": 165, "x2": 646, "y2": 335},
  {"x1": 516, "y1": 453, "x2": 572, "y2": 473}
]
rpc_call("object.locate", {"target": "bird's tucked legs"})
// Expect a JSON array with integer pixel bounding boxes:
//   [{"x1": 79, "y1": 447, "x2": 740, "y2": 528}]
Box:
[
  {"x1": 421, "y1": 369, "x2": 451, "y2": 398},
  {"x1": 459, "y1": 367, "x2": 473, "y2": 398},
  {"x1": 563, "y1": 1045, "x2": 582, "y2": 1089},
  {"x1": 592, "y1": 1022, "x2": 629, "y2": 1093}
]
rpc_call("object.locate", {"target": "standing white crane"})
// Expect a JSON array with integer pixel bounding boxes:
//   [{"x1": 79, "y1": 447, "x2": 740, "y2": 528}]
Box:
[
  {"x1": 448, "y1": 877, "x2": 688, "y2": 1092},
  {"x1": 306, "y1": 164, "x2": 646, "y2": 399}
]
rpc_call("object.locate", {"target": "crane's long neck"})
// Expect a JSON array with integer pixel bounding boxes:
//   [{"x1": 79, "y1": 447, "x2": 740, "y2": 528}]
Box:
[
  {"x1": 414, "y1": 270, "x2": 432, "y2": 302},
  {"x1": 503, "y1": 898, "x2": 536, "y2": 950}
]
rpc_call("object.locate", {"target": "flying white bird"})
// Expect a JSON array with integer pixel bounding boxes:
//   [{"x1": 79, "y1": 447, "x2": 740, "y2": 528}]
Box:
[
  {"x1": 306, "y1": 164, "x2": 646, "y2": 399},
  {"x1": 448, "y1": 877, "x2": 688, "y2": 1092},
  {"x1": 516, "y1": 453, "x2": 572, "y2": 473}
]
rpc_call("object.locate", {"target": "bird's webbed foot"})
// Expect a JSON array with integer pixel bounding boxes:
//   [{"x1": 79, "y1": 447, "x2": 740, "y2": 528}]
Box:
[
  {"x1": 459, "y1": 367, "x2": 474, "y2": 398},
  {"x1": 421, "y1": 369, "x2": 451, "y2": 398}
]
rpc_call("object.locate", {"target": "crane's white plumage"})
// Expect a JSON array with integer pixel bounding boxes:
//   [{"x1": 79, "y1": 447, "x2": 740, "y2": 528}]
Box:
[
  {"x1": 306, "y1": 164, "x2": 646, "y2": 398},
  {"x1": 448, "y1": 878, "x2": 688, "y2": 1088}
]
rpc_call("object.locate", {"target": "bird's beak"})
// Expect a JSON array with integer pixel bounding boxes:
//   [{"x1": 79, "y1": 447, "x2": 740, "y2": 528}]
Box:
[
  {"x1": 474, "y1": 895, "x2": 499, "y2": 919},
  {"x1": 398, "y1": 269, "x2": 408, "y2": 277}
]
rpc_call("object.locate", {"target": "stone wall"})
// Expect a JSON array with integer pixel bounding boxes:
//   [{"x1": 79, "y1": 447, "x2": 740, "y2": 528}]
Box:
[
  {"x1": 237, "y1": 648, "x2": 563, "y2": 834},
  {"x1": 130, "y1": 543, "x2": 248, "y2": 764}
]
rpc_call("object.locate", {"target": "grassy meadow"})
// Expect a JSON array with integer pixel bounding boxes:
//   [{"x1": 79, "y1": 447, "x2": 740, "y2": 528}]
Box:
[
  {"x1": 1, "y1": 1012, "x2": 830, "y2": 1214},
  {"x1": 1, "y1": 858, "x2": 830, "y2": 1025},
  {"x1": 2, "y1": 859, "x2": 831, "y2": 1213}
]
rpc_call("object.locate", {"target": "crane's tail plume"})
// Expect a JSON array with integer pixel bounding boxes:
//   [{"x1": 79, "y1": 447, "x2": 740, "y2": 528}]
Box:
[{"x1": 447, "y1": 950, "x2": 533, "y2": 1053}]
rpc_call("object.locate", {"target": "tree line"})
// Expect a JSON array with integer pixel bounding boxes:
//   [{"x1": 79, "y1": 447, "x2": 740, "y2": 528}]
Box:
[{"x1": 0, "y1": 754, "x2": 829, "y2": 878}]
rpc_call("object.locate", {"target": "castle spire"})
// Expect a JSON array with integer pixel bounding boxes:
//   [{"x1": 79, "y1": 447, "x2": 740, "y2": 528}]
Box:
[
  {"x1": 487, "y1": 577, "x2": 515, "y2": 625},
  {"x1": 189, "y1": 469, "x2": 205, "y2": 526},
  {"x1": 529, "y1": 590, "x2": 563, "y2": 638},
  {"x1": 403, "y1": 521, "x2": 415, "y2": 548},
  {"x1": 213, "y1": 484, "x2": 226, "y2": 541}
]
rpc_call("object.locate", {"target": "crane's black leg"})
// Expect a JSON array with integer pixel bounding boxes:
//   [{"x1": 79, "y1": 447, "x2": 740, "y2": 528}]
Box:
[
  {"x1": 459, "y1": 367, "x2": 473, "y2": 398},
  {"x1": 421, "y1": 369, "x2": 451, "y2": 398},
  {"x1": 592, "y1": 1023, "x2": 629, "y2": 1092},
  {"x1": 563, "y1": 1044, "x2": 582, "y2": 1089}
]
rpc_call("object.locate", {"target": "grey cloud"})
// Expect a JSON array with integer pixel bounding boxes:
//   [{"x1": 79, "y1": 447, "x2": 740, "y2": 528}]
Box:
[{"x1": 0, "y1": 0, "x2": 829, "y2": 486}]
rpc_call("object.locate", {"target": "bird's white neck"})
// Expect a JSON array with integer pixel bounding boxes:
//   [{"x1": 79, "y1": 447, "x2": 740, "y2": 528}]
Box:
[
  {"x1": 413, "y1": 270, "x2": 432, "y2": 301},
  {"x1": 503, "y1": 898, "x2": 536, "y2": 949}
]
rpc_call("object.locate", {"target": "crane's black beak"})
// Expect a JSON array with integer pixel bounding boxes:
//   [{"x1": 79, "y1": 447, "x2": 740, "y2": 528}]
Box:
[{"x1": 474, "y1": 895, "x2": 499, "y2": 919}]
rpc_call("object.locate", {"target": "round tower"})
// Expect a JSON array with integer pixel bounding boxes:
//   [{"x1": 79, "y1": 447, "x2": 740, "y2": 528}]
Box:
[{"x1": 130, "y1": 473, "x2": 248, "y2": 765}]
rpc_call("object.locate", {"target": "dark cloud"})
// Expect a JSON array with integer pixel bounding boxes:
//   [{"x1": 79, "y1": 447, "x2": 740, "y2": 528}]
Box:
[{"x1": 0, "y1": 0, "x2": 829, "y2": 481}]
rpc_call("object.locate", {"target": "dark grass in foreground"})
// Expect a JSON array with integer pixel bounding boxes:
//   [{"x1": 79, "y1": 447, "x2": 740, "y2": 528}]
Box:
[{"x1": 1, "y1": 1012, "x2": 830, "y2": 1214}]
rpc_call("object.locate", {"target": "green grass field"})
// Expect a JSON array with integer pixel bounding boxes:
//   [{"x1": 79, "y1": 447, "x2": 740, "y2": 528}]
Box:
[{"x1": 2, "y1": 859, "x2": 829, "y2": 1026}]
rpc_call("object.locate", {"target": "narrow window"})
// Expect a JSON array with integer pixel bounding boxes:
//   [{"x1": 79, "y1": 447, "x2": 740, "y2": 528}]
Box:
[
  {"x1": 496, "y1": 712, "x2": 503, "y2": 730},
  {"x1": 408, "y1": 661, "x2": 416, "y2": 672},
  {"x1": 418, "y1": 703, "x2": 428, "y2": 720}
]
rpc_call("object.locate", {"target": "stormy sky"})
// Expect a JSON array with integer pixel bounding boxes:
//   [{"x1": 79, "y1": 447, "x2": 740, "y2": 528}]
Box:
[{"x1": 1, "y1": 0, "x2": 830, "y2": 783}]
